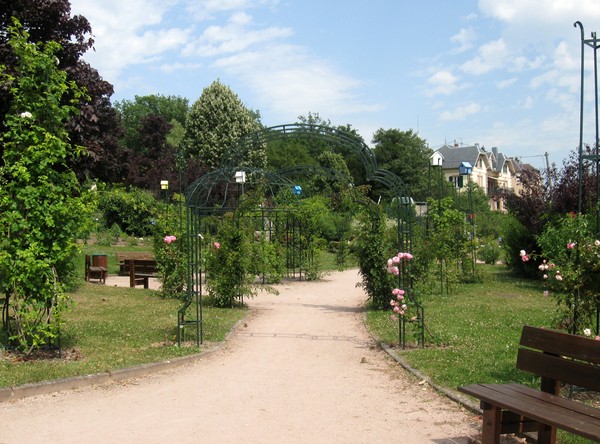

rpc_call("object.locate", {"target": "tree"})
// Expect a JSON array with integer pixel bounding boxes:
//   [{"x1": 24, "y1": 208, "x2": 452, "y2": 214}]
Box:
[
  {"x1": 0, "y1": 21, "x2": 89, "y2": 352},
  {"x1": 115, "y1": 94, "x2": 189, "y2": 154},
  {"x1": 0, "y1": 0, "x2": 123, "y2": 183},
  {"x1": 372, "y1": 129, "x2": 432, "y2": 200},
  {"x1": 181, "y1": 80, "x2": 265, "y2": 170}
]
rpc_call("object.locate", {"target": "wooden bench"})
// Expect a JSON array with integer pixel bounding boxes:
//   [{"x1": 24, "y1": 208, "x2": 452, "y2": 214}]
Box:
[
  {"x1": 124, "y1": 259, "x2": 158, "y2": 288},
  {"x1": 458, "y1": 325, "x2": 600, "y2": 443},
  {"x1": 116, "y1": 252, "x2": 154, "y2": 276}
]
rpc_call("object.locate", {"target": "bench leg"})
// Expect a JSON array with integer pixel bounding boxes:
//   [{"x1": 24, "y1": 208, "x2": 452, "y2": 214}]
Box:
[
  {"x1": 537, "y1": 423, "x2": 556, "y2": 444},
  {"x1": 143, "y1": 277, "x2": 149, "y2": 289},
  {"x1": 481, "y1": 401, "x2": 501, "y2": 444}
]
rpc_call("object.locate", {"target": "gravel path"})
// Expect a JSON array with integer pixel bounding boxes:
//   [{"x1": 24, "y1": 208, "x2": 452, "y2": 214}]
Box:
[{"x1": 0, "y1": 270, "x2": 481, "y2": 443}]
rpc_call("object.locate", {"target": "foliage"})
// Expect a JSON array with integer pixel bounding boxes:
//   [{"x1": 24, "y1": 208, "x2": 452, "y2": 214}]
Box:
[
  {"x1": 114, "y1": 94, "x2": 189, "y2": 154},
  {"x1": 182, "y1": 80, "x2": 265, "y2": 170},
  {"x1": 536, "y1": 212, "x2": 600, "y2": 333},
  {"x1": 0, "y1": 22, "x2": 89, "y2": 352},
  {"x1": 477, "y1": 239, "x2": 502, "y2": 265},
  {"x1": 152, "y1": 197, "x2": 187, "y2": 299},
  {"x1": 204, "y1": 214, "x2": 257, "y2": 307},
  {"x1": 353, "y1": 205, "x2": 395, "y2": 309},
  {"x1": 372, "y1": 128, "x2": 432, "y2": 201},
  {"x1": 0, "y1": 0, "x2": 123, "y2": 184},
  {"x1": 423, "y1": 197, "x2": 473, "y2": 291},
  {"x1": 97, "y1": 186, "x2": 160, "y2": 237}
]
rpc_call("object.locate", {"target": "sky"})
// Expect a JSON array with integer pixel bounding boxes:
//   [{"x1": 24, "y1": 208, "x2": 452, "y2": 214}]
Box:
[{"x1": 68, "y1": 0, "x2": 600, "y2": 171}]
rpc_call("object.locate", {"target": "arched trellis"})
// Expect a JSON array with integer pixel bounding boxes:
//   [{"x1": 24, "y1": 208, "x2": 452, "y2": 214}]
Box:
[{"x1": 178, "y1": 124, "x2": 422, "y2": 347}]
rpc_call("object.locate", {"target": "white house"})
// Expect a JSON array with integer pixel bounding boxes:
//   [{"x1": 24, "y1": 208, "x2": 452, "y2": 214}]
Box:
[{"x1": 431, "y1": 143, "x2": 529, "y2": 212}]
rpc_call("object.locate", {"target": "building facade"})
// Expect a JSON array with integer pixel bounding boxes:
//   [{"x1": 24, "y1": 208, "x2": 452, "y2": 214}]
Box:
[{"x1": 431, "y1": 143, "x2": 529, "y2": 212}]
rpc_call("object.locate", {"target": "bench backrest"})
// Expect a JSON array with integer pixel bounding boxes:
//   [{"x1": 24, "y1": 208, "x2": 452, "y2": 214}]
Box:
[
  {"x1": 116, "y1": 252, "x2": 154, "y2": 262},
  {"x1": 516, "y1": 325, "x2": 600, "y2": 394},
  {"x1": 123, "y1": 259, "x2": 158, "y2": 274}
]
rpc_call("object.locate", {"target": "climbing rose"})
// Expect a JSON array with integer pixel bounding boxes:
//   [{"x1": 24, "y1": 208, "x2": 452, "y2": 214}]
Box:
[{"x1": 214, "y1": 242, "x2": 221, "y2": 249}]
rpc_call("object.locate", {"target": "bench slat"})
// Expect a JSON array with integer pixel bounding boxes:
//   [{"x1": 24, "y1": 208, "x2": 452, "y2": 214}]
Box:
[
  {"x1": 521, "y1": 325, "x2": 600, "y2": 364},
  {"x1": 504, "y1": 383, "x2": 600, "y2": 421},
  {"x1": 517, "y1": 347, "x2": 600, "y2": 392},
  {"x1": 459, "y1": 383, "x2": 600, "y2": 441}
]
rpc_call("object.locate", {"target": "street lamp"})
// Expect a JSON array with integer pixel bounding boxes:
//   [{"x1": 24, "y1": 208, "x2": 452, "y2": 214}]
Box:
[{"x1": 160, "y1": 180, "x2": 169, "y2": 191}]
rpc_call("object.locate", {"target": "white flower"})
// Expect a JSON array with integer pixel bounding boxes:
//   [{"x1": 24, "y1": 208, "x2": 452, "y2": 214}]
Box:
[
  {"x1": 595, "y1": 240, "x2": 600, "y2": 246},
  {"x1": 519, "y1": 250, "x2": 526, "y2": 257},
  {"x1": 20, "y1": 111, "x2": 32, "y2": 119},
  {"x1": 584, "y1": 328, "x2": 592, "y2": 337}
]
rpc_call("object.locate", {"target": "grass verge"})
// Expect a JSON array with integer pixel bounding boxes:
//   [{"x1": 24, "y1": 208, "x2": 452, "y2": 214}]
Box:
[
  {"x1": 0, "y1": 282, "x2": 247, "y2": 388},
  {"x1": 365, "y1": 264, "x2": 593, "y2": 444}
]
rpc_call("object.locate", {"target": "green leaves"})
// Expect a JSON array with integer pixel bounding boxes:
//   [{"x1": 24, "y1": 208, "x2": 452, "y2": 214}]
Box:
[{"x1": 0, "y1": 20, "x2": 89, "y2": 352}]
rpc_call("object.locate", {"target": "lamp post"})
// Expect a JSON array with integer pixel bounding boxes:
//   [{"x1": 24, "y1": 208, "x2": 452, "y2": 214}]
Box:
[
  {"x1": 161, "y1": 180, "x2": 169, "y2": 220},
  {"x1": 459, "y1": 162, "x2": 475, "y2": 280}
]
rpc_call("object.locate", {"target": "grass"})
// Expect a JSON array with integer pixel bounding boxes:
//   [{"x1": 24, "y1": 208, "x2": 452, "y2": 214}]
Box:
[
  {"x1": 365, "y1": 264, "x2": 593, "y2": 444},
  {"x1": 0, "y1": 277, "x2": 247, "y2": 389}
]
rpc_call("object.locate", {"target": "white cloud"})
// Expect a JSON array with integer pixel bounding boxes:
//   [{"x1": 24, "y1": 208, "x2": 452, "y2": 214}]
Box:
[
  {"x1": 213, "y1": 44, "x2": 381, "y2": 118},
  {"x1": 425, "y1": 70, "x2": 463, "y2": 96},
  {"x1": 184, "y1": 0, "x2": 278, "y2": 21},
  {"x1": 182, "y1": 12, "x2": 292, "y2": 57},
  {"x1": 497, "y1": 77, "x2": 517, "y2": 88},
  {"x1": 159, "y1": 62, "x2": 204, "y2": 73},
  {"x1": 451, "y1": 27, "x2": 477, "y2": 53},
  {"x1": 461, "y1": 38, "x2": 508, "y2": 75},
  {"x1": 479, "y1": 0, "x2": 600, "y2": 24},
  {"x1": 440, "y1": 102, "x2": 482, "y2": 121},
  {"x1": 70, "y1": 0, "x2": 192, "y2": 83}
]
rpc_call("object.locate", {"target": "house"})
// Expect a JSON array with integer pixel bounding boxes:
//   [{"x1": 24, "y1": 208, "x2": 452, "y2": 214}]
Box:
[{"x1": 431, "y1": 143, "x2": 528, "y2": 212}]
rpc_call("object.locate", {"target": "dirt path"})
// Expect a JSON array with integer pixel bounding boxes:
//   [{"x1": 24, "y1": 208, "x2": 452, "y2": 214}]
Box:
[{"x1": 0, "y1": 270, "x2": 481, "y2": 443}]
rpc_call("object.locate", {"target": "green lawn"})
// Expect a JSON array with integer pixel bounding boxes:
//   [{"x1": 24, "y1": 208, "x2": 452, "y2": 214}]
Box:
[
  {"x1": 0, "y1": 280, "x2": 247, "y2": 388},
  {"x1": 366, "y1": 264, "x2": 593, "y2": 444}
]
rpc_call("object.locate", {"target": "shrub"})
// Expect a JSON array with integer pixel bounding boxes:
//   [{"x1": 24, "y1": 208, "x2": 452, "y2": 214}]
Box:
[
  {"x1": 98, "y1": 186, "x2": 160, "y2": 237},
  {"x1": 478, "y1": 240, "x2": 501, "y2": 265}
]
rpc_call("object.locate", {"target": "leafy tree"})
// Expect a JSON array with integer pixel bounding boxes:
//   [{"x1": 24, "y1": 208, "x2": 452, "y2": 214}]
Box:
[
  {"x1": 0, "y1": 22, "x2": 89, "y2": 352},
  {"x1": 0, "y1": 0, "x2": 123, "y2": 184},
  {"x1": 182, "y1": 80, "x2": 265, "y2": 170},
  {"x1": 125, "y1": 114, "x2": 178, "y2": 191},
  {"x1": 373, "y1": 129, "x2": 432, "y2": 200},
  {"x1": 266, "y1": 138, "x2": 316, "y2": 171},
  {"x1": 115, "y1": 94, "x2": 189, "y2": 154}
]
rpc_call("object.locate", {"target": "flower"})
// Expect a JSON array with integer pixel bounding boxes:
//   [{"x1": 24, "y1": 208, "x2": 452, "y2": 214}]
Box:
[
  {"x1": 213, "y1": 242, "x2": 221, "y2": 249},
  {"x1": 163, "y1": 235, "x2": 177, "y2": 244},
  {"x1": 567, "y1": 242, "x2": 576, "y2": 250},
  {"x1": 584, "y1": 328, "x2": 592, "y2": 337},
  {"x1": 543, "y1": 290, "x2": 549, "y2": 297},
  {"x1": 520, "y1": 250, "x2": 527, "y2": 257},
  {"x1": 20, "y1": 111, "x2": 32, "y2": 119}
]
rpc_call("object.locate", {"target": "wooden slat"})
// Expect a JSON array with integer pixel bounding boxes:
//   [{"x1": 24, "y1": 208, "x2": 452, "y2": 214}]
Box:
[
  {"x1": 517, "y1": 348, "x2": 600, "y2": 392},
  {"x1": 504, "y1": 384, "x2": 600, "y2": 421},
  {"x1": 458, "y1": 383, "x2": 600, "y2": 441},
  {"x1": 520, "y1": 325, "x2": 600, "y2": 364}
]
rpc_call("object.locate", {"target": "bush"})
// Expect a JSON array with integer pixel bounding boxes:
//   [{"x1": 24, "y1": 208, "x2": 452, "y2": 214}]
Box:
[
  {"x1": 478, "y1": 240, "x2": 501, "y2": 265},
  {"x1": 97, "y1": 186, "x2": 161, "y2": 237}
]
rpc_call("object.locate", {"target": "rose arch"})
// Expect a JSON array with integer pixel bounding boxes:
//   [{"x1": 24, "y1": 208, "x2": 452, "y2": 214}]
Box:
[{"x1": 178, "y1": 124, "x2": 422, "y2": 346}]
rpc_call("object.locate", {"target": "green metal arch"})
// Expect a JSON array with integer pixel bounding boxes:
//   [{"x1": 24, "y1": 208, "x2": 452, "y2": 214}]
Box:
[
  {"x1": 181, "y1": 123, "x2": 420, "y2": 348},
  {"x1": 217, "y1": 123, "x2": 412, "y2": 201}
]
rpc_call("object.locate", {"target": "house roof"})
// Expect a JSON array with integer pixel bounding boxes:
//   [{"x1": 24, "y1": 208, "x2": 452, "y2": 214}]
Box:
[{"x1": 436, "y1": 144, "x2": 485, "y2": 169}]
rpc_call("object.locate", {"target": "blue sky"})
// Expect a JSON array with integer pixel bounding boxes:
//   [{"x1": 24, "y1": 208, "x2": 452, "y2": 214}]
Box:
[{"x1": 68, "y1": 0, "x2": 600, "y2": 170}]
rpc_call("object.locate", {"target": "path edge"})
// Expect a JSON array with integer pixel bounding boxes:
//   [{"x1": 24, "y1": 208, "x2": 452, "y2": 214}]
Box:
[{"x1": 0, "y1": 314, "x2": 250, "y2": 403}]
